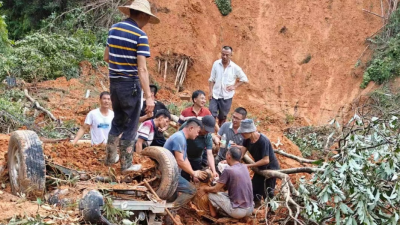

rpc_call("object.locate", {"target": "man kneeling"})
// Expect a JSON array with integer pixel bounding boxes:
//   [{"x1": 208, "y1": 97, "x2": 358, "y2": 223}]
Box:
[{"x1": 200, "y1": 147, "x2": 253, "y2": 219}]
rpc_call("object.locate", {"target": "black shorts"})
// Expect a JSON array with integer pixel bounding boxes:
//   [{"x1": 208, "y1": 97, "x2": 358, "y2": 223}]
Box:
[{"x1": 209, "y1": 98, "x2": 233, "y2": 121}]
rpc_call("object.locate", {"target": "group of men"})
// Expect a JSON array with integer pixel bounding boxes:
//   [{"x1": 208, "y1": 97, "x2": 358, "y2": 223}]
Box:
[{"x1": 72, "y1": 0, "x2": 280, "y2": 220}]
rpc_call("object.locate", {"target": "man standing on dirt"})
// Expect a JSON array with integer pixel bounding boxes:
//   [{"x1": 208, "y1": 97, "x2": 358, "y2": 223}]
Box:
[
  {"x1": 180, "y1": 115, "x2": 219, "y2": 180},
  {"x1": 103, "y1": 0, "x2": 158, "y2": 173},
  {"x1": 135, "y1": 109, "x2": 171, "y2": 153},
  {"x1": 163, "y1": 118, "x2": 208, "y2": 208},
  {"x1": 199, "y1": 147, "x2": 253, "y2": 219},
  {"x1": 208, "y1": 46, "x2": 248, "y2": 127},
  {"x1": 72, "y1": 92, "x2": 114, "y2": 145},
  {"x1": 178, "y1": 90, "x2": 212, "y2": 124},
  {"x1": 213, "y1": 107, "x2": 247, "y2": 174},
  {"x1": 235, "y1": 119, "x2": 280, "y2": 207}
]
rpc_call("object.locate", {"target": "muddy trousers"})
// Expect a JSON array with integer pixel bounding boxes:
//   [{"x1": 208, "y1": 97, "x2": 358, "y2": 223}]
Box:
[
  {"x1": 105, "y1": 78, "x2": 141, "y2": 169},
  {"x1": 252, "y1": 173, "x2": 276, "y2": 204},
  {"x1": 172, "y1": 175, "x2": 197, "y2": 209}
]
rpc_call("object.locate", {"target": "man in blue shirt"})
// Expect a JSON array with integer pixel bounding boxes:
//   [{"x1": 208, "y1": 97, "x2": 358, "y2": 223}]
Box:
[
  {"x1": 103, "y1": 0, "x2": 158, "y2": 174},
  {"x1": 164, "y1": 118, "x2": 208, "y2": 208},
  {"x1": 180, "y1": 116, "x2": 219, "y2": 180}
]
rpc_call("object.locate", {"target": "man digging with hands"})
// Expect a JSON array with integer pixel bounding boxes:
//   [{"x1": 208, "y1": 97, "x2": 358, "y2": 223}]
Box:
[
  {"x1": 199, "y1": 147, "x2": 254, "y2": 219},
  {"x1": 163, "y1": 118, "x2": 208, "y2": 208},
  {"x1": 236, "y1": 119, "x2": 280, "y2": 207},
  {"x1": 180, "y1": 115, "x2": 219, "y2": 181}
]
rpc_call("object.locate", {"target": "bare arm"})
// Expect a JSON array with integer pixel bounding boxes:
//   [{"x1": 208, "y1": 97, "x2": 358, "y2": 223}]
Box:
[
  {"x1": 135, "y1": 138, "x2": 145, "y2": 153},
  {"x1": 246, "y1": 155, "x2": 269, "y2": 168},
  {"x1": 174, "y1": 151, "x2": 207, "y2": 179},
  {"x1": 103, "y1": 46, "x2": 109, "y2": 63},
  {"x1": 208, "y1": 81, "x2": 215, "y2": 100},
  {"x1": 72, "y1": 124, "x2": 90, "y2": 144},
  {"x1": 203, "y1": 182, "x2": 224, "y2": 193},
  {"x1": 137, "y1": 55, "x2": 154, "y2": 114},
  {"x1": 207, "y1": 149, "x2": 218, "y2": 178},
  {"x1": 139, "y1": 112, "x2": 153, "y2": 123},
  {"x1": 227, "y1": 81, "x2": 245, "y2": 92},
  {"x1": 174, "y1": 151, "x2": 195, "y2": 176}
]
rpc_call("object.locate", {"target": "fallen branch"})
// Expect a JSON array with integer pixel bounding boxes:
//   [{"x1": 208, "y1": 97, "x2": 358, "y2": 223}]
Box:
[
  {"x1": 278, "y1": 167, "x2": 324, "y2": 174},
  {"x1": 243, "y1": 155, "x2": 304, "y2": 224},
  {"x1": 362, "y1": 9, "x2": 386, "y2": 18},
  {"x1": 274, "y1": 149, "x2": 318, "y2": 164},
  {"x1": 24, "y1": 89, "x2": 57, "y2": 121}
]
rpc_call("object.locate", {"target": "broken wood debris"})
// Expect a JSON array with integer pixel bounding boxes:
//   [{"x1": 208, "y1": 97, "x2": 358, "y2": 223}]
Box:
[{"x1": 155, "y1": 53, "x2": 193, "y2": 92}]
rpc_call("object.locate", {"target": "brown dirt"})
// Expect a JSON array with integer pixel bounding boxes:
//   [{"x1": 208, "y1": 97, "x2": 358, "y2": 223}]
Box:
[
  {"x1": 146, "y1": 0, "x2": 382, "y2": 125},
  {"x1": 0, "y1": 0, "x2": 387, "y2": 223}
]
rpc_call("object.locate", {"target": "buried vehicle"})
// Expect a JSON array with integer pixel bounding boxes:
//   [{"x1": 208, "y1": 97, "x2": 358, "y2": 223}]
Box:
[{"x1": 7, "y1": 130, "x2": 180, "y2": 224}]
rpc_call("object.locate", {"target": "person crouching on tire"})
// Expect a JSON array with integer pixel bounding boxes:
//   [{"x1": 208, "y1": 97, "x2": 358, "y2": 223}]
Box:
[{"x1": 163, "y1": 118, "x2": 208, "y2": 208}]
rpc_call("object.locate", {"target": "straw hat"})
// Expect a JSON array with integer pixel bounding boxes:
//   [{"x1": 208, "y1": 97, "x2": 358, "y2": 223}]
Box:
[{"x1": 118, "y1": 0, "x2": 160, "y2": 24}]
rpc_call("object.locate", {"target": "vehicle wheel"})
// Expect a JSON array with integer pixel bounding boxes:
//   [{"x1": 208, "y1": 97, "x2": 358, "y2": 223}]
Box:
[
  {"x1": 141, "y1": 146, "x2": 179, "y2": 200},
  {"x1": 7, "y1": 130, "x2": 46, "y2": 199},
  {"x1": 79, "y1": 190, "x2": 110, "y2": 224}
]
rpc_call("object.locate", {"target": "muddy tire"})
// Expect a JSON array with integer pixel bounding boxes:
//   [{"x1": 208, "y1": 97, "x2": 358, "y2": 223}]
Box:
[
  {"x1": 7, "y1": 130, "x2": 46, "y2": 199},
  {"x1": 141, "y1": 146, "x2": 179, "y2": 200}
]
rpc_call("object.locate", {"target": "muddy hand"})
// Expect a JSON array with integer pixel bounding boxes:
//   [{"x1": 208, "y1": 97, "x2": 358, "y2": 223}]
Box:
[
  {"x1": 145, "y1": 98, "x2": 155, "y2": 114},
  {"x1": 194, "y1": 170, "x2": 208, "y2": 180}
]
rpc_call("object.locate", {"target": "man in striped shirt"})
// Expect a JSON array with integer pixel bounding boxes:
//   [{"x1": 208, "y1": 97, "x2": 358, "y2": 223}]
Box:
[{"x1": 103, "y1": 0, "x2": 159, "y2": 174}]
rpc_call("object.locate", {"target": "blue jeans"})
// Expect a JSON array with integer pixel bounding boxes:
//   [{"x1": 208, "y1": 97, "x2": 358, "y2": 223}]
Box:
[
  {"x1": 176, "y1": 175, "x2": 196, "y2": 195},
  {"x1": 109, "y1": 78, "x2": 141, "y2": 142}
]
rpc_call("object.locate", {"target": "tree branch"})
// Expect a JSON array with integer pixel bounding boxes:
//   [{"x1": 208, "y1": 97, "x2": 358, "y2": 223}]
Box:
[
  {"x1": 279, "y1": 167, "x2": 324, "y2": 174},
  {"x1": 275, "y1": 149, "x2": 318, "y2": 164},
  {"x1": 24, "y1": 89, "x2": 57, "y2": 121}
]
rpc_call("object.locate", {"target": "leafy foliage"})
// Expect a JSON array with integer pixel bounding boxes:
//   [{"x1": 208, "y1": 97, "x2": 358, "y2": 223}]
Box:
[
  {"x1": 1, "y1": 0, "x2": 70, "y2": 39},
  {"x1": 299, "y1": 113, "x2": 400, "y2": 224},
  {"x1": 361, "y1": 8, "x2": 400, "y2": 88},
  {"x1": 215, "y1": 0, "x2": 232, "y2": 16},
  {"x1": 0, "y1": 1, "x2": 10, "y2": 52},
  {"x1": 0, "y1": 31, "x2": 105, "y2": 82}
]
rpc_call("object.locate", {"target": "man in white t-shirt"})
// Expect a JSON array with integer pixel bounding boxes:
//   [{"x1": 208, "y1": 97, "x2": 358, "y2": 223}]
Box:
[
  {"x1": 72, "y1": 92, "x2": 114, "y2": 145},
  {"x1": 135, "y1": 109, "x2": 171, "y2": 153}
]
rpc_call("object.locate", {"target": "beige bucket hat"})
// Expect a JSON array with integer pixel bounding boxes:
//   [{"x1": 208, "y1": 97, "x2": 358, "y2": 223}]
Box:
[{"x1": 118, "y1": 0, "x2": 160, "y2": 24}]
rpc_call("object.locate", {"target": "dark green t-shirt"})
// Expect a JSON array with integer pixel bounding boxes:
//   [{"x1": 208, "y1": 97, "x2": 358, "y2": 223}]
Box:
[{"x1": 179, "y1": 122, "x2": 213, "y2": 160}]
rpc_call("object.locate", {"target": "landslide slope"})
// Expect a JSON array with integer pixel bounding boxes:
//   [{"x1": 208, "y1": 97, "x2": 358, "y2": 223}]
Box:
[{"x1": 145, "y1": 0, "x2": 383, "y2": 125}]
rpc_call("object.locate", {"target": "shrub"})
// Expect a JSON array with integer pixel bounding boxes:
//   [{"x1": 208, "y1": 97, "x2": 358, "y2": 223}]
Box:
[
  {"x1": 0, "y1": 31, "x2": 105, "y2": 82},
  {"x1": 361, "y1": 8, "x2": 400, "y2": 88},
  {"x1": 215, "y1": 0, "x2": 232, "y2": 16}
]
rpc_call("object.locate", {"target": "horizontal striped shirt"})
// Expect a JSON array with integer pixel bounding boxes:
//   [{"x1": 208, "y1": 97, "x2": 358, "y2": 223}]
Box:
[{"x1": 107, "y1": 18, "x2": 150, "y2": 79}]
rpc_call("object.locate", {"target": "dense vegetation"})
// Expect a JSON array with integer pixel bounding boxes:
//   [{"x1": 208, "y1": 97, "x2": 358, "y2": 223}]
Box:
[
  {"x1": 0, "y1": 0, "x2": 124, "y2": 82},
  {"x1": 1, "y1": 1, "x2": 400, "y2": 224},
  {"x1": 361, "y1": 8, "x2": 400, "y2": 88}
]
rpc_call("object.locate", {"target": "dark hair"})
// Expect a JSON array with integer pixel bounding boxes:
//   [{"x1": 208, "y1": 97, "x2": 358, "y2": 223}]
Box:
[
  {"x1": 191, "y1": 90, "x2": 206, "y2": 103},
  {"x1": 222, "y1": 46, "x2": 233, "y2": 52},
  {"x1": 155, "y1": 109, "x2": 171, "y2": 120},
  {"x1": 185, "y1": 118, "x2": 202, "y2": 128},
  {"x1": 234, "y1": 107, "x2": 247, "y2": 118},
  {"x1": 150, "y1": 85, "x2": 158, "y2": 96},
  {"x1": 228, "y1": 147, "x2": 241, "y2": 161},
  {"x1": 100, "y1": 91, "x2": 110, "y2": 99}
]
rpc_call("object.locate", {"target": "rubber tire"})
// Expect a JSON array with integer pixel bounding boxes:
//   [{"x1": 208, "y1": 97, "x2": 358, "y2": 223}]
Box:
[
  {"x1": 7, "y1": 130, "x2": 46, "y2": 199},
  {"x1": 79, "y1": 190, "x2": 106, "y2": 224},
  {"x1": 141, "y1": 146, "x2": 179, "y2": 200}
]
